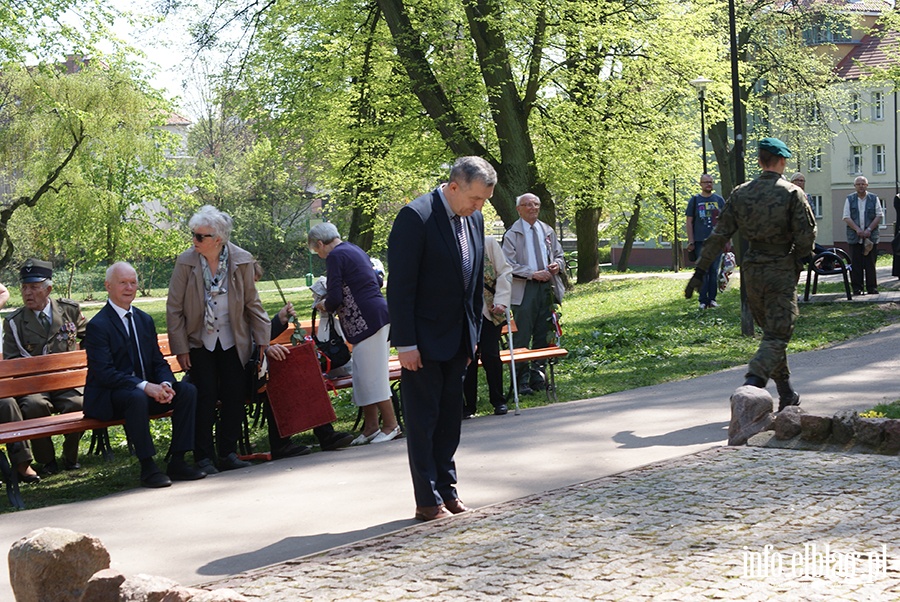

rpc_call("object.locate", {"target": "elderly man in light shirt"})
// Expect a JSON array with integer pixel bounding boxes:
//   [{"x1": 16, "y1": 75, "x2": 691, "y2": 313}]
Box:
[
  {"x1": 502, "y1": 193, "x2": 564, "y2": 396},
  {"x1": 842, "y1": 176, "x2": 883, "y2": 295}
]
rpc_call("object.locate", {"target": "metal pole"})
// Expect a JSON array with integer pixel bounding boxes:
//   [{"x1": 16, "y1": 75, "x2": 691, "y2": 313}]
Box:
[
  {"x1": 673, "y1": 175, "x2": 680, "y2": 272},
  {"x1": 894, "y1": 89, "x2": 898, "y2": 196},
  {"x1": 504, "y1": 307, "x2": 520, "y2": 416},
  {"x1": 729, "y1": 0, "x2": 752, "y2": 337},
  {"x1": 700, "y1": 91, "x2": 708, "y2": 175}
]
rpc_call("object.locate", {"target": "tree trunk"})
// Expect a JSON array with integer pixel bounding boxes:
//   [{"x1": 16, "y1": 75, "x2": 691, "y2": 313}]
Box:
[
  {"x1": 709, "y1": 119, "x2": 738, "y2": 197},
  {"x1": 347, "y1": 201, "x2": 376, "y2": 251},
  {"x1": 575, "y1": 206, "x2": 601, "y2": 282},
  {"x1": 616, "y1": 194, "x2": 642, "y2": 272},
  {"x1": 376, "y1": 0, "x2": 554, "y2": 230}
]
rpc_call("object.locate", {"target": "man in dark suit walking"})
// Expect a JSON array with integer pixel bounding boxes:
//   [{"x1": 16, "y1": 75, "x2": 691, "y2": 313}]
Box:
[
  {"x1": 83, "y1": 262, "x2": 205, "y2": 488},
  {"x1": 387, "y1": 156, "x2": 496, "y2": 521}
]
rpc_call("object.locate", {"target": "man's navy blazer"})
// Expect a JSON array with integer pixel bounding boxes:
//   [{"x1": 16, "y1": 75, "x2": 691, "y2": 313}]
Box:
[
  {"x1": 387, "y1": 189, "x2": 484, "y2": 362},
  {"x1": 83, "y1": 302, "x2": 176, "y2": 421}
]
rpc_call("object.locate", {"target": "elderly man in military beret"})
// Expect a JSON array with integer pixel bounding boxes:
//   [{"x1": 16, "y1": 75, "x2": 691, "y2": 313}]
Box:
[
  {"x1": 1, "y1": 259, "x2": 86, "y2": 476},
  {"x1": 685, "y1": 138, "x2": 817, "y2": 411}
]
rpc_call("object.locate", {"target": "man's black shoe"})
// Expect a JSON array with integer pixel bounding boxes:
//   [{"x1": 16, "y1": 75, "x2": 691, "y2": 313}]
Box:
[
  {"x1": 140, "y1": 470, "x2": 172, "y2": 488},
  {"x1": 219, "y1": 452, "x2": 252, "y2": 471},
  {"x1": 166, "y1": 460, "x2": 207, "y2": 481},
  {"x1": 319, "y1": 431, "x2": 354, "y2": 451},
  {"x1": 272, "y1": 442, "x2": 312, "y2": 459},
  {"x1": 39, "y1": 460, "x2": 60, "y2": 476},
  {"x1": 517, "y1": 386, "x2": 534, "y2": 396},
  {"x1": 778, "y1": 392, "x2": 801, "y2": 412},
  {"x1": 64, "y1": 460, "x2": 81, "y2": 471},
  {"x1": 493, "y1": 404, "x2": 508, "y2": 415}
]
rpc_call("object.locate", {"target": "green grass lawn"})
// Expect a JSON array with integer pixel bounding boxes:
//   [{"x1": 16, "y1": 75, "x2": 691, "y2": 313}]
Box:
[{"x1": 3, "y1": 271, "x2": 899, "y2": 512}]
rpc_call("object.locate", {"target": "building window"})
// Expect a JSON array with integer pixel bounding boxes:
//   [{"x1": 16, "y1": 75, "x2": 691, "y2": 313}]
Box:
[
  {"x1": 803, "y1": 21, "x2": 852, "y2": 44},
  {"x1": 808, "y1": 103, "x2": 820, "y2": 124},
  {"x1": 873, "y1": 91, "x2": 885, "y2": 121},
  {"x1": 880, "y1": 198, "x2": 888, "y2": 229},
  {"x1": 875, "y1": 145, "x2": 886, "y2": 174},
  {"x1": 849, "y1": 93, "x2": 860, "y2": 121},
  {"x1": 808, "y1": 149, "x2": 823, "y2": 172},
  {"x1": 808, "y1": 194, "x2": 823, "y2": 219},
  {"x1": 850, "y1": 145, "x2": 863, "y2": 173}
]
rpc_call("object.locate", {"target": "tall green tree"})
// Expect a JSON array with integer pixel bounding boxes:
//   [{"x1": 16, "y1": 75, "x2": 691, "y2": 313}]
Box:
[
  {"x1": 185, "y1": 0, "x2": 715, "y2": 277},
  {"x1": 700, "y1": 0, "x2": 852, "y2": 196},
  {"x1": 0, "y1": 0, "x2": 119, "y2": 65},
  {"x1": 1, "y1": 61, "x2": 188, "y2": 271}
]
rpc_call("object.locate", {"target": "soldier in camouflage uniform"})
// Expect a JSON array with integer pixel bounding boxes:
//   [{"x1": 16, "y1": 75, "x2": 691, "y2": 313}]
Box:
[
  {"x1": 1, "y1": 259, "x2": 86, "y2": 475},
  {"x1": 685, "y1": 138, "x2": 817, "y2": 411}
]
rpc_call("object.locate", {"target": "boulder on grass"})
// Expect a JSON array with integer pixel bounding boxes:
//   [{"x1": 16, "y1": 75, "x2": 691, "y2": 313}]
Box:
[
  {"x1": 728, "y1": 385, "x2": 775, "y2": 446},
  {"x1": 9, "y1": 527, "x2": 110, "y2": 602}
]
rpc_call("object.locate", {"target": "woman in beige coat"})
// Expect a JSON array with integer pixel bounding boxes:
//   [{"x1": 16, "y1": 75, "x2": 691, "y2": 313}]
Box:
[{"x1": 166, "y1": 205, "x2": 270, "y2": 473}]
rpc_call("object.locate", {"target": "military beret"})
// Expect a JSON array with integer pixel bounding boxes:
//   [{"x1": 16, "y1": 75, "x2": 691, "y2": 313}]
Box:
[
  {"x1": 19, "y1": 258, "x2": 52, "y2": 283},
  {"x1": 758, "y1": 137, "x2": 792, "y2": 158}
]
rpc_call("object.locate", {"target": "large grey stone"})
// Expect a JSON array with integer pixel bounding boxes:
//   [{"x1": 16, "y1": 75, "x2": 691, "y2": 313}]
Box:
[
  {"x1": 9, "y1": 527, "x2": 110, "y2": 602},
  {"x1": 831, "y1": 410, "x2": 858, "y2": 444},
  {"x1": 882, "y1": 420, "x2": 900, "y2": 454},
  {"x1": 728, "y1": 386, "x2": 775, "y2": 446},
  {"x1": 856, "y1": 418, "x2": 886, "y2": 448},
  {"x1": 118, "y1": 573, "x2": 186, "y2": 601},
  {"x1": 189, "y1": 589, "x2": 251, "y2": 602},
  {"x1": 800, "y1": 414, "x2": 832, "y2": 442},
  {"x1": 79, "y1": 568, "x2": 126, "y2": 602},
  {"x1": 774, "y1": 406, "x2": 804, "y2": 440}
]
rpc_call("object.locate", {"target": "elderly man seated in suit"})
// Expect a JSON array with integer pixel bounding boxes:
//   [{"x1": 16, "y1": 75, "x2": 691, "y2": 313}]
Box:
[
  {"x1": 1, "y1": 259, "x2": 86, "y2": 480},
  {"x1": 83, "y1": 262, "x2": 205, "y2": 488}
]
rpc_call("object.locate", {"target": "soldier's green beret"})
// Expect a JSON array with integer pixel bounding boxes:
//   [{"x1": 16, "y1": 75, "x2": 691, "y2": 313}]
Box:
[
  {"x1": 758, "y1": 137, "x2": 792, "y2": 158},
  {"x1": 19, "y1": 258, "x2": 52, "y2": 283}
]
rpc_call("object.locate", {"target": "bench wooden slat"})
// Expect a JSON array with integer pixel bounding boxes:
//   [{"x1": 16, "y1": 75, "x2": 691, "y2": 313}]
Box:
[
  {"x1": 0, "y1": 350, "x2": 88, "y2": 379},
  {"x1": 498, "y1": 346, "x2": 568, "y2": 364},
  {"x1": 0, "y1": 370, "x2": 88, "y2": 399},
  {"x1": 0, "y1": 410, "x2": 174, "y2": 444}
]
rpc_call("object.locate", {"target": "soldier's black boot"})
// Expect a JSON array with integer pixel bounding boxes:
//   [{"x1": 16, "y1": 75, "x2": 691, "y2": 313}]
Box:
[
  {"x1": 775, "y1": 379, "x2": 800, "y2": 412},
  {"x1": 743, "y1": 375, "x2": 767, "y2": 389}
]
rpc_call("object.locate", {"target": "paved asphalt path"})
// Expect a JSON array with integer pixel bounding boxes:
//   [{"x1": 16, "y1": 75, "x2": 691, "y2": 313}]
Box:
[{"x1": 0, "y1": 284, "x2": 898, "y2": 597}]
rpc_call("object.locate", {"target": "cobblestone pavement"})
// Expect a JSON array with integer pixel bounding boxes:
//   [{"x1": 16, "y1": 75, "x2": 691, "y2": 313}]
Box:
[{"x1": 213, "y1": 447, "x2": 900, "y2": 601}]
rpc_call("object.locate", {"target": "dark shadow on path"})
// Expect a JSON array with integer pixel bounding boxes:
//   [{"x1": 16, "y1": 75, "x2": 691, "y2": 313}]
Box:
[
  {"x1": 197, "y1": 519, "x2": 412, "y2": 576},
  {"x1": 612, "y1": 422, "x2": 729, "y2": 448}
]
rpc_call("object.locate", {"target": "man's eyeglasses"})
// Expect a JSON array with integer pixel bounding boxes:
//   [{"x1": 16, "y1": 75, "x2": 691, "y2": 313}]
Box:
[
  {"x1": 700, "y1": 180, "x2": 713, "y2": 184},
  {"x1": 192, "y1": 231, "x2": 215, "y2": 242}
]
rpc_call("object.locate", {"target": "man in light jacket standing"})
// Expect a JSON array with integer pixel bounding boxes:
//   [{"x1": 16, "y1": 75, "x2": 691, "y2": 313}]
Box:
[{"x1": 502, "y1": 193, "x2": 564, "y2": 396}]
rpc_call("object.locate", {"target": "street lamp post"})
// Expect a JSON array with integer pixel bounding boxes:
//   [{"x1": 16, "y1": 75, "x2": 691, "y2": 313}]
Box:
[{"x1": 690, "y1": 77, "x2": 712, "y2": 174}]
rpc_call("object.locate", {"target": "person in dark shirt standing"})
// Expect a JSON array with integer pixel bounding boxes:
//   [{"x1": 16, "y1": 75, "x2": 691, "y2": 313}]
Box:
[{"x1": 686, "y1": 175, "x2": 726, "y2": 309}]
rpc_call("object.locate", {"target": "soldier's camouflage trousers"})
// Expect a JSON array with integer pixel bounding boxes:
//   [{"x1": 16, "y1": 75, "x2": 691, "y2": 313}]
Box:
[{"x1": 743, "y1": 259, "x2": 802, "y2": 384}]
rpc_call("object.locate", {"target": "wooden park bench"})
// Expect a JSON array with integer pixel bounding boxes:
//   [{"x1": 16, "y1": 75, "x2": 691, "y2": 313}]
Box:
[
  {"x1": 0, "y1": 323, "x2": 307, "y2": 509},
  {"x1": 0, "y1": 317, "x2": 568, "y2": 509}
]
